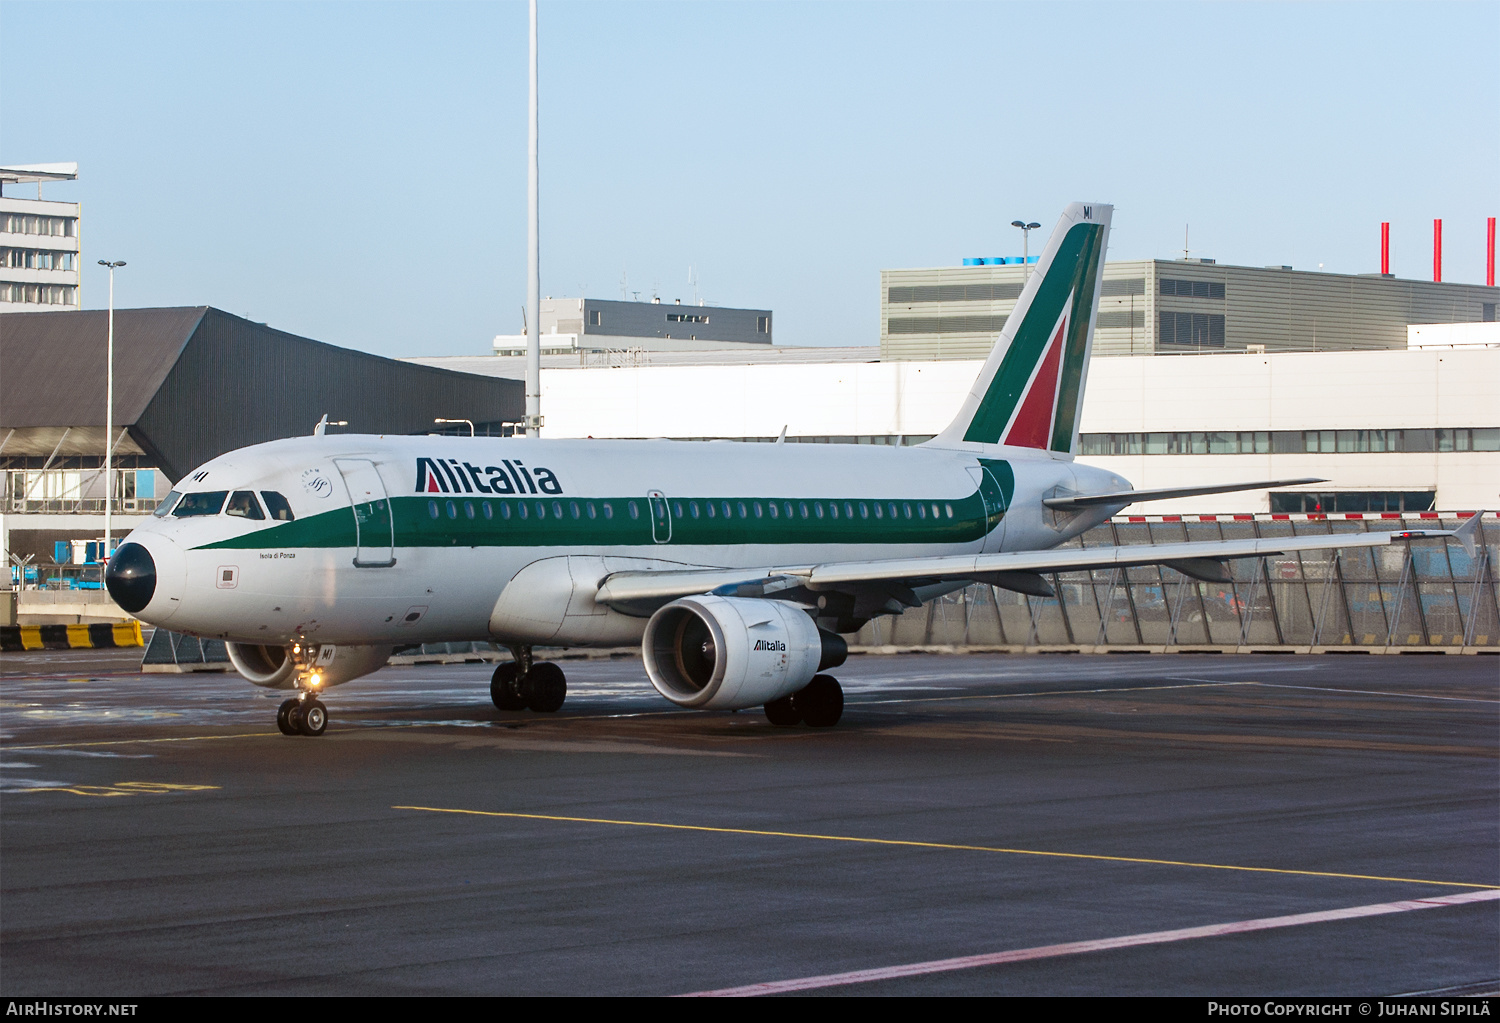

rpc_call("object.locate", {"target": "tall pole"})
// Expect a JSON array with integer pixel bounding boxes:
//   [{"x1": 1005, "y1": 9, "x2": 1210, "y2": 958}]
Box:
[
  {"x1": 525, "y1": 0, "x2": 541, "y2": 437},
  {"x1": 98, "y1": 260, "x2": 125, "y2": 560},
  {"x1": 104, "y1": 265, "x2": 115, "y2": 557}
]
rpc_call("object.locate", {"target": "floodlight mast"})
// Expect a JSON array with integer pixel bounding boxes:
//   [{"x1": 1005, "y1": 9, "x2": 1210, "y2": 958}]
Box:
[
  {"x1": 1011, "y1": 220, "x2": 1041, "y2": 279},
  {"x1": 98, "y1": 260, "x2": 126, "y2": 561},
  {"x1": 525, "y1": 0, "x2": 542, "y2": 437}
]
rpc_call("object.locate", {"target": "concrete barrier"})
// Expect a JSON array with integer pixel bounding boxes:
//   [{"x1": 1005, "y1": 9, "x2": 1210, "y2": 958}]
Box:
[{"x1": 0, "y1": 621, "x2": 144, "y2": 651}]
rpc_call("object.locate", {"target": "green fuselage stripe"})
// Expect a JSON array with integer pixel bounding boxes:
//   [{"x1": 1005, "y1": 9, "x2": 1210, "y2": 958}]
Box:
[{"x1": 196, "y1": 490, "x2": 1005, "y2": 552}]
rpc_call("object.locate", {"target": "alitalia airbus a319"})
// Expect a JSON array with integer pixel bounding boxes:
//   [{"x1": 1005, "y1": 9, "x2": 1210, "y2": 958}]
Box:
[{"x1": 102, "y1": 203, "x2": 1478, "y2": 736}]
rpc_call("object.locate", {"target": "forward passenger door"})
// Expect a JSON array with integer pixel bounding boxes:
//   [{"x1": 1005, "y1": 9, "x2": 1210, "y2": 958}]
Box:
[{"x1": 334, "y1": 459, "x2": 397, "y2": 567}]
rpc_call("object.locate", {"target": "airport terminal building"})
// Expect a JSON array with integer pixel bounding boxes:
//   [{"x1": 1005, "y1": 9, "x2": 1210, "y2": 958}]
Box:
[{"x1": 882, "y1": 259, "x2": 1497, "y2": 360}]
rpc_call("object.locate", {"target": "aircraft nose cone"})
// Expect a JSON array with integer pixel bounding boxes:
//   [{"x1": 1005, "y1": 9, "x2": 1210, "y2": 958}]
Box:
[{"x1": 105, "y1": 542, "x2": 156, "y2": 614}]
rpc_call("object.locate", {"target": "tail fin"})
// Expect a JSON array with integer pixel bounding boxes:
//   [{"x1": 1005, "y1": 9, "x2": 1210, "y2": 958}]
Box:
[{"x1": 929, "y1": 202, "x2": 1112, "y2": 455}]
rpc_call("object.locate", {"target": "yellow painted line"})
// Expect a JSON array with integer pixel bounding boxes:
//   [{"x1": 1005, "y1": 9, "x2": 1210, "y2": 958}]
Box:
[
  {"x1": 5, "y1": 732, "x2": 281, "y2": 751},
  {"x1": 7, "y1": 782, "x2": 220, "y2": 798},
  {"x1": 394, "y1": 805, "x2": 1500, "y2": 891}
]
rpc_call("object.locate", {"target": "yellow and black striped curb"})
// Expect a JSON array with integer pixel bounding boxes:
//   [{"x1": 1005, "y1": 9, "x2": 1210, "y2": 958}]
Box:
[{"x1": 1, "y1": 621, "x2": 144, "y2": 652}]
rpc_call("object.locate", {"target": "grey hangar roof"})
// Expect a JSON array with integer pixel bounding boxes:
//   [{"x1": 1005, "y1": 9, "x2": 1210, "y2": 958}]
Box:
[{"x1": 0, "y1": 307, "x2": 523, "y2": 481}]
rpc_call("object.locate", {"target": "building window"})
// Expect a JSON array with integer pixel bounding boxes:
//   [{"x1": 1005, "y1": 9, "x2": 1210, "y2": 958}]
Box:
[
  {"x1": 757, "y1": 316, "x2": 770, "y2": 333},
  {"x1": 1158, "y1": 311, "x2": 1225, "y2": 347},
  {"x1": 889, "y1": 314, "x2": 1008, "y2": 335},
  {"x1": 1269, "y1": 491, "x2": 1435, "y2": 514},
  {"x1": 1160, "y1": 279, "x2": 1225, "y2": 299},
  {"x1": 666, "y1": 313, "x2": 708, "y2": 323},
  {"x1": 887, "y1": 283, "x2": 1024, "y2": 303},
  {"x1": 1100, "y1": 278, "x2": 1146, "y2": 297},
  {"x1": 1484, "y1": 303, "x2": 1496, "y2": 322},
  {"x1": 1080, "y1": 428, "x2": 1497, "y2": 455},
  {"x1": 1096, "y1": 310, "x2": 1146, "y2": 329},
  {"x1": 589, "y1": 310, "x2": 601, "y2": 326}
]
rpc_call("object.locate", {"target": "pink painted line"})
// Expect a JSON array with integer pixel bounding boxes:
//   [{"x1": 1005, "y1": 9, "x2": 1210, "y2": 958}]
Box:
[{"x1": 681, "y1": 889, "x2": 1500, "y2": 997}]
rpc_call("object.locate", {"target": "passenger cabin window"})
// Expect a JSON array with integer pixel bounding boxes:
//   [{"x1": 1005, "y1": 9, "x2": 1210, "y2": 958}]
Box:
[
  {"x1": 173, "y1": 491, "x2": 228, "y2": 517},
  {"x1": 225, "y1": 491, "x2": 265, "y2": 520},
  {"x1": 261, "y1": 492, "x2": 295, "y2": 521},
  {"x1": 153, "y1": 491, "x2": 182, "y2": 517}
]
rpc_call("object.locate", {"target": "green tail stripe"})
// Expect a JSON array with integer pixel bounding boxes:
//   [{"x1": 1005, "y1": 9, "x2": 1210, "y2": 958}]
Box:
[
  {"x1": 1050, "y1": 226, "x2": 1105, "y2": 452},
  {"x1": 963, "y1": 223, "x2": 1104, "y2": 445}
]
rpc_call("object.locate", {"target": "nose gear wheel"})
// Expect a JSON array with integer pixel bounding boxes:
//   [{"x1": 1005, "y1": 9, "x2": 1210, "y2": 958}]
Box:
[{"x1": 298, "y1": 700, "x2": 327, "y2": 736}]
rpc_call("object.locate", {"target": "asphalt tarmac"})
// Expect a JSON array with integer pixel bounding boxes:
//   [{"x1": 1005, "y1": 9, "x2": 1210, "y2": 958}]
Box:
[{"x1": 1, "y1": 648, "x2": 1496, "y2": 996}]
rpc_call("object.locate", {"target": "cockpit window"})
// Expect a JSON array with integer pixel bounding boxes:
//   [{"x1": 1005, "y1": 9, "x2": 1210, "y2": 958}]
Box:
[
  {"x1": 260, "y1": 491, "x2": 295, "y2": 521},
  {"x1": 225, "y1": 491, "x2": 265, "y2": 520},
  {"x1": 173, "y1": 491, "x2": 228, "y2": 517},
  {"x1": 153, "y1": 491, "x2": 182, "y2": 517}
]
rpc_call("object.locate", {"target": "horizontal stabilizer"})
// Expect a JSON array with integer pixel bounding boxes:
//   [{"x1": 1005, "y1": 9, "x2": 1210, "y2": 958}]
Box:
[{"x1": 1042, "y1": 478, "x2": 1326, "y2": 510}]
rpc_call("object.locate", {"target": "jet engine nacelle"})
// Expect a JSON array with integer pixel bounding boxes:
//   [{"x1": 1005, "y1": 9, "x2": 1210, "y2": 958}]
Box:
[
  {"x1": 225, "y1": 642, "x2": 391, "y2": 690},
  {"x1": 642, "y1": 595, "x2": 847, "y2": 711}
]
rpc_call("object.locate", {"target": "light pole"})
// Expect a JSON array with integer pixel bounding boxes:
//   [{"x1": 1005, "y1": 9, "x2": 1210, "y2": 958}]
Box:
[
  {"x1": 435, "y1": 418, "x2": 475, "y2": 437},
  {"x1": 1011, "y1": 221, "x2": 1040, "y2": 279},
  {"x1": 98, "y1": 260, "x2": 126, "y2": 562},
  {"x1": 525, "y1": 0, "x2": 541, "y2": 437}
]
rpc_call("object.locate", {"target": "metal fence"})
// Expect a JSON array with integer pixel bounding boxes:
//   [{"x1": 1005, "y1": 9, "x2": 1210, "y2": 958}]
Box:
[{"x1": 854, "y1": 514, "x2": 1498, "y2": 651}]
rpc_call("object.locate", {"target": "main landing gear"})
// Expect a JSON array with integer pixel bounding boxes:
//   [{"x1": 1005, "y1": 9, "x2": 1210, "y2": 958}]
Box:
[
  {"x1": 764, "y1": 674, "x2": 844, "y2": 728},
  {"x1": 490, "y1": 646, "x2": 567, "y2": 714}
]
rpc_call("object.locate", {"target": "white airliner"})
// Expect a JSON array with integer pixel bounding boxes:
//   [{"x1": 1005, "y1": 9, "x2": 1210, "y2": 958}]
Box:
[{"x1": 103, "y1": 203, "x2": 1476, "y2": 736}]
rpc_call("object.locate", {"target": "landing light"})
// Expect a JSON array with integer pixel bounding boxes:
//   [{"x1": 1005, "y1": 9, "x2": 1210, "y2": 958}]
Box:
[{"x1": 309, "y1": 673, "x2": 322, "y2": 688}]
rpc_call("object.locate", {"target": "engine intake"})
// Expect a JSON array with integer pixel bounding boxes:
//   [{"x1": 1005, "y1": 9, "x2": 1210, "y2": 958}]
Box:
[
  {"x1": 225, "y1": 642, "x2": 391, "y2": 690},
  {"x1": 642, "y1": 595, "x2": 845, "y2": 711}
]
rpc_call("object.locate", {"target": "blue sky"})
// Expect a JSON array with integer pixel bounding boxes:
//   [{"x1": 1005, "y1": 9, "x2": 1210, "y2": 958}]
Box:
[{"x1": 3, "y1": 1, "x2": 1495, "y2": 357}]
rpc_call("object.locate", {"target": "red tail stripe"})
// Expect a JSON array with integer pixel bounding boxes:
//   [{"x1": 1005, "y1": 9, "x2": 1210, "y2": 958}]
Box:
[{"x1": 1002, "y1": 320, "x2": 1066, "y2": 449}]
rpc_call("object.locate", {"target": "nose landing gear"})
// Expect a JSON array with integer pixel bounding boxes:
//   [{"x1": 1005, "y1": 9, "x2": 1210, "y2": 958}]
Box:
[
  {"x1": 274, "y1": 640, "x2": 331, "y2": 736},
  {"x1": 276, "y1": 695, "x2": 328, "y2": 736},
  {"x1": 491, "y1": 646, "x2": 568, "y2": 713}
]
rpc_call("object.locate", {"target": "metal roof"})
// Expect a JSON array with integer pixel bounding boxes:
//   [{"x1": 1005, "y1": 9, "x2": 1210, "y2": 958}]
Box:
[
  {"x1": 0, "y1": 307, "x2": 523, "y2": 479},
  {"x1": 1, "y1": 307, "x2": 207, "y2": 429},
  {"x1": 0, "y1": 163, "x2": 79, "y2": 184}
]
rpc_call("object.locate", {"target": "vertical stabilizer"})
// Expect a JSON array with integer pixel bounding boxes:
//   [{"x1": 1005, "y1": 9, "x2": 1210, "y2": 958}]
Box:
[{"x1": 928, "y1": 202, "x2": 1112, "y2": 455}]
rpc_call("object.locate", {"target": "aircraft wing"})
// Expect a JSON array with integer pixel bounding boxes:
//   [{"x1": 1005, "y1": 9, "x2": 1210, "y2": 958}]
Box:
[{"x1": 595, "y1": 515, "x2": 1479, "y2": 613}]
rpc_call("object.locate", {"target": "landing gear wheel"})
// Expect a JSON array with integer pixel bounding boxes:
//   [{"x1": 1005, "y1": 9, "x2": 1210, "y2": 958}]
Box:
[
  {"x1": 763, "y1": 695, "x2": 802, "y2": 727},
  {"x1": 794, "y1": 674, "x2": 844, "y2": 728},
  {"x1": 298, "y1": 699, "x2": 328, "y2": 736},
  {"x1": 276, "y1": 698, "x2": 299, "y2": 735},
  {"x1": 285, "y1": 701, "x2": 305, "y2": 735},
  {"x1": 525, "y1": 662, "x2": 567, "y2": 713},
  {"x1": 490, "y1": 661, "x2": 527, "y2": 711}
]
